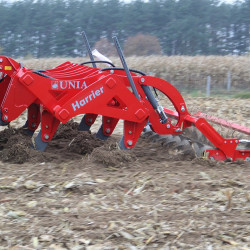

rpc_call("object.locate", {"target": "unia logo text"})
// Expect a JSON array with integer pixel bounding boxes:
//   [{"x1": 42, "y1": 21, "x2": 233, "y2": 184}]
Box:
[
  {"x1": 72, "y1": 86, "x2": 104, "y2": 111},
  {"x1": 51, "y1": 80, "x2": 87, "y2": 90}
]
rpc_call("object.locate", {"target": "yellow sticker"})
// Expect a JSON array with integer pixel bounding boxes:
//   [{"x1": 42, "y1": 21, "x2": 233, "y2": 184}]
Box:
[{"x1": 4, "y1": 66, "x2": 12, "y2": 70}]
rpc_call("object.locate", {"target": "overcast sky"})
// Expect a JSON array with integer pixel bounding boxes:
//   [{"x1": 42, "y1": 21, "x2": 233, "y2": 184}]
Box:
[
  {"x1": 219, "y1": 0, "x2": 243, "y2": 2},
  {"x1": 121, "y1": 0, "x2": 239, "y2": 2},
  {"x1": 2, "y1": 0, "x2": 246, "y2": 3}
]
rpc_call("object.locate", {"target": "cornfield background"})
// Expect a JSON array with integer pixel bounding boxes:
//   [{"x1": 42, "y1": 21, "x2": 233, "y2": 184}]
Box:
[{"x1": 19, "y1": 55, "x2": 250, "y2": 97}]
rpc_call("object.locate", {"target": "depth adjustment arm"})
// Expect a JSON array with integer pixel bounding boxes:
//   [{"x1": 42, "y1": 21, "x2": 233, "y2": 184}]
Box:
[
  {"x1": 113, "y1": 36, "x2": 141, "y2": 100},
  {"x1": 112, "y1": 36, "x2": 167, "y2": 124},
  {"x1": 141, "y1": 84, "x2": 168, "y2": 124}
]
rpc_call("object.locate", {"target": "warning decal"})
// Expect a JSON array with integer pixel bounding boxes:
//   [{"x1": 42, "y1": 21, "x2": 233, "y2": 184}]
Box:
[{"x1": 4, "y1": 66, "x2": 12, "y2": 70}]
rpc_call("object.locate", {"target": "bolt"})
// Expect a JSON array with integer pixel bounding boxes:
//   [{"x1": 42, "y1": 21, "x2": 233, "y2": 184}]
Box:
[
  {"x1": 216, "y1": 152, "x2": 219, "y2": 155},
  {"x1": 230, "y1": 141, "x2": 233, "y2": 143},
  {"x1": 45, "y1": 125, "x2": 49, "y2": 129},
  {"x1": 128, "y1": 130, "x2": 132, "y2": 134},
  {"x1": 141, "y1": 78, "x2": 145, "y2": 83},
  {"x1": 235, "y1": 140, "x2": 238, "y2": 143},
  {"x1": 3, "y1": 115, "x2": 8, "y2": 121},
  {"x1": 166, "y1": 124, "x2": 171, "y2": 129},
  {"x1": 0, "y1": 58, "x2": 3, "y2": 62},
  {"x1": 105, "y1": 128, "x2": 111, "y2": 134},
  {"x1": 181, "y1": 106, "x2": 185, "y2": 112},
  {"x1": 106, "y1": 120, "x2": 111, "y2": 123},
  {"x1": 31, "y1": 123, "x2": 36, "y2": 128},
  {"x1": 44, "y1": 134, "x2": 49, "y2": 140},
  {"x1": 88, "y1": 118, "x2": 93, "y2": 123},
  {"x1": 242, "y1": 153, "x2": 245, "y2": 155},
  {"x1": 224, "y1": 141, "x2": 227, "y2": 143},
  {"x1": 4, "y1": 109, "x2": 8, "y2": 113},
  {"x1": 110, "y1": 70, "x2": 114, "y2": 74},
  {"x1": 127, "y1": 140, "x2": 133, "y2": 146}
]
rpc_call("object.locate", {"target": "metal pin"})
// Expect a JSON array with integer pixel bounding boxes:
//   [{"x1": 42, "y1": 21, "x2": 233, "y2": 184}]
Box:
[{"x1": 44, "y1": 134, "x2": 49, "y2": 140}]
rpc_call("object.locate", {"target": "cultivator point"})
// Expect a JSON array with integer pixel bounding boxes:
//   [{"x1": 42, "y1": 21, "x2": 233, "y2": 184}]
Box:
[{"x1": 0, "y1": 33, "x2": 249, "y2": 161}]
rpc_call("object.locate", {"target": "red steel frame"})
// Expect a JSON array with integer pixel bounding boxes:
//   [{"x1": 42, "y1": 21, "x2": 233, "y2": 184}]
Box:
[{"x1": 0, "y1": 56, "x2": 249, "y2": 161}]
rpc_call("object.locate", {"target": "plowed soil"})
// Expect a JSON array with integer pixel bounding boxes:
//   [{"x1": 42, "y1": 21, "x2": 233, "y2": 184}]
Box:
[{"x1": 0, "y1": 99, "x2": 250, "y2": 249}]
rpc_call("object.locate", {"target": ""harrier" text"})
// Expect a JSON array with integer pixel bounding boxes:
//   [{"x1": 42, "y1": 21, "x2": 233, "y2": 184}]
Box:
[{"x1": 71, "y1": 86, "x2": 104, "y2": 111}]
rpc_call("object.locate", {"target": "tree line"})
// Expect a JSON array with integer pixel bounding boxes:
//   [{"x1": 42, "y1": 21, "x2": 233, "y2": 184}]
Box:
[{"x1": 0, "y1": 0, "x2": 249, "y2": 58}]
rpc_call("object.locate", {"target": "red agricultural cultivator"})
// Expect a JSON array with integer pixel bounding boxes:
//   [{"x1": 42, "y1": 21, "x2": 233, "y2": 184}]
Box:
[{"x1": 0, "y1": 33, "x2": 249, "y2": 161}]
